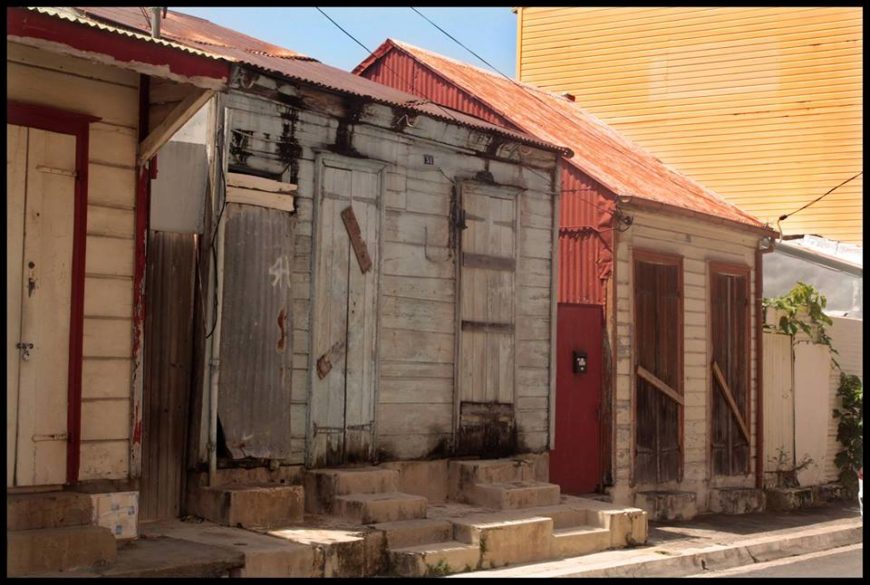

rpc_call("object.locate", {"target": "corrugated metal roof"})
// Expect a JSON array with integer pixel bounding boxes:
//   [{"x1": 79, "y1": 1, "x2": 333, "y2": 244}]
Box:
[
  {"x1": 357, "y1": 39, "x2": 770, "y2": 231},
  {"x1": 46, "y1": 7, "x2": 568, "y2": 155}
]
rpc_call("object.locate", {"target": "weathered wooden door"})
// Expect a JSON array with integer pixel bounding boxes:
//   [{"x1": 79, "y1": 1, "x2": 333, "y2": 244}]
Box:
[
  {"x1": 456, "y1": 182, "x2": 518, "y2": 456},
  {"x1": 551, "y1": 304, "x2": 604, "y2": 494},
  {"x1": 140, "y1": 232, "x2": 196, "y2": 521},
  {"x1": 710, "y1": 265, "x2": 751, "y2": 476},
  {"x1": 633, "y1": 252, "x2": 683, "y2": 484},
  {"x1": 7, "y1": 124, "x2": 77, "y2": 487},
  {"x1": 310, "y1": 157, "x2": 382, "y2": 467}
]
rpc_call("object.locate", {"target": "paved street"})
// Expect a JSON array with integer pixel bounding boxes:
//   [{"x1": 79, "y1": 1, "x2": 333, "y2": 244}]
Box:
[{"x1": 693, "y1": 544, "x2": 863, "y2": 578}]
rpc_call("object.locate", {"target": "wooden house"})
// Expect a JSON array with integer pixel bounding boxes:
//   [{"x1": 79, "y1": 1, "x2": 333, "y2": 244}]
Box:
[{"x1": 355, "y1": 39, "x2": 779, "y2": 519}]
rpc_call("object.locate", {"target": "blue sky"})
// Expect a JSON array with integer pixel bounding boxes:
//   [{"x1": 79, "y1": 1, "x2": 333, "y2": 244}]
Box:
[{"x1": 173, "y1": 7, "x2": 518, "y2": 76}]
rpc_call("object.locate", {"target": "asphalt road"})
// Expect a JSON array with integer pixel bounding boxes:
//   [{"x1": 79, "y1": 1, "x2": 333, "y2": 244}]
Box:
[{"x1": 702, "y1": 545, "x2": 863, "y2": 578}]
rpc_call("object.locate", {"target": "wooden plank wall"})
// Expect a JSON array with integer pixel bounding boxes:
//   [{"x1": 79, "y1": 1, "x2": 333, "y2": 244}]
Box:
[
  {"x1": 7, "y1": 42, "x2": 139, "y2": 480},
  {"x1": 517, "y1": 7, "x2": 863, "y2": 243},
  {"x1": 222, "y1": 79, "x2": 557, "y2": 463},
  {"x1": 613, "y1": 208, "x2": 760, "y2": 505}
]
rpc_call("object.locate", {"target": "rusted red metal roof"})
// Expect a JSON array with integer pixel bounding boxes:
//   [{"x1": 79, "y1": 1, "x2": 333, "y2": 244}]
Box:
[
  {"x1": 356, "y1": 39, "x2": 770, "y2": 231},
  {"x1": 53, "y1": 7, "x2": 568, "y2": 155}
]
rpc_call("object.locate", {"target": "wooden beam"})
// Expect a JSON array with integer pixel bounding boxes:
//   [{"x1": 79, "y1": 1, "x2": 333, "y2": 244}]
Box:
[
  {"x1": 226, "y1": 186, "x2": 295, "y2": 213},
  {"x1": 637, "y1": 365, "x2": 684, "y2": 406},
  {"x1": 138, "y1": 88, "x2": 214, "y2": 166},
  {"x1": 712, "y1": 360, "x2": 751, "y2": 443}
]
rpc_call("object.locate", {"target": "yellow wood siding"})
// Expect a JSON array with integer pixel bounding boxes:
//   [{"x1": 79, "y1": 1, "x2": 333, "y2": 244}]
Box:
[
  {"x1": 7, "y1": 41, "x2": 139, "y2": 480},
  {"x1": 517, "y1": 7, "x2": 862, "y2": 243}
]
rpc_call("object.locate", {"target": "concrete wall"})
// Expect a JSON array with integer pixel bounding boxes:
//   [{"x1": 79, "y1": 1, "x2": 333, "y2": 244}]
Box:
[
  {"x1": 7, "y1": 41, "x2": 139, "y2": 481},
  {"x1": 611, "y1": 207, "x2": 761, "y2": 510},
  {"x1": 211, "y1": 69, "x2": 559, "y2": 465}
]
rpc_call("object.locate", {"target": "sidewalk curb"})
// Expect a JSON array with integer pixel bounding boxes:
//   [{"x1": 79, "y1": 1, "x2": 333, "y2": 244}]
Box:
[{"x1": 449, "y1": 518, "x2": 863, "y2": 578}]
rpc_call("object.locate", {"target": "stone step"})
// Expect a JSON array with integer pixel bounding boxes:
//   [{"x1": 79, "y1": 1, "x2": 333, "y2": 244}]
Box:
[
  {"x1": 7, "y1": 491, "x2": 94, "y2": 531},
  {"x1": 334, "y1": 492, "x2": 428, "y2": 525},
  {"x1": 451, "y1": 513, "x2": 554, "y2": 568},
  {"x1": 709, "y1": 487, "x2": 766, "y2": 514},
  {"x1": 467, "y1": 480, "x2": 561, "y2": 510},
  {"x1": 635, "y1": 490, "x2": 698, "y2": 522},
  {"x1": 451, "y1": 458, "x2": 538, "y2": 487},
  {"x1": 389, "y1": 541, "x2": 482, "y2": 577},
  {"x1": 304, "y1": 467, "x2": 400, "y2": 514},
  {"x1": 189, "y1": 484, "x2": 304, "y2": 529},
  {"x1": 268, "y1": 525, "x2": 384, "y2": 577},
  {"x1": 372, "y1": 518, "x2": 453, "y2": 549},
  {"x1": 551, "y1": 526, "x2": 612, "y2": 558},
  {"x1": 6, "y1": 525, "x2": 117, "y2": 577},
  {"x1": 509, "y1": 503, "x2": 590, "y2": 529}
]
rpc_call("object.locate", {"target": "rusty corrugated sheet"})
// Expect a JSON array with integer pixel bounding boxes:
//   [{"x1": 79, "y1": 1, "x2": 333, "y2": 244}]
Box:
[
  {"x1": 217, "y1": 203, "x2": 294, "y2": 460},
  {"x1": 357, "y1": 39, "x2": 769, "y2": 232},
  {"x1": 63, "y1": 7, "x2": 567, "y2": 156},
  {"x1": 558, "y1": 166, "x2": 614, "y2": 305}
]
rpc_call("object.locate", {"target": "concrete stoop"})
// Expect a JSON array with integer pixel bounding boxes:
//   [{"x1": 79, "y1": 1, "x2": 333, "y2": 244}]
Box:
[
  {"x1": 6, "y1": 525, "x2": 118, "y2": 577},
  {"x1": 635, "y1": 490, "x2": 698, "y2": 521},
  {"x1": 709, "y1": 487, "x2": 766, "y2": 514},
  {"x1": 7, "y1": 491, "x2": 96, "y2": 531},
  {"x1": 765, "y1": 483, "x2": 847, "y2": 511},
  {"x1": 188, "y1": 483, "x2": 304, "y2": 529}
]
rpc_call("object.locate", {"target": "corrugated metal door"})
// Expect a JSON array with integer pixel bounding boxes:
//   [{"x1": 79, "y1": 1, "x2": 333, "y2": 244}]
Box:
[
  {"x1": 310, "y1": 157, "x2": 381, "y2": 467},
  {"x1": 7, "y1": 125, "x2": 76, "y2": 487},
  {"x1": 710, "y1": 269, "x2": 751, "y2": 476},
  {"x1": 551, "y1": 304, "x2": 603, "y2": 493},
  {"x1": 634, "y1": 255, "x2": 682, "y2": 484},
  {"x1": 456, "y1": 182, "x2": 518, "y2": 455},
  {"x1": 762, "y1": 331, "x2": 794, "y2": 477},
  {"x1": 217, "y1": 197, "x2": 295, "y2": 460}
]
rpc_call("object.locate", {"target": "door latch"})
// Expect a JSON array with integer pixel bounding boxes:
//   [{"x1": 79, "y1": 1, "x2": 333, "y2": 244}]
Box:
[{"x1": 16, "y1": 342, "x2": 33, "y2": 361}]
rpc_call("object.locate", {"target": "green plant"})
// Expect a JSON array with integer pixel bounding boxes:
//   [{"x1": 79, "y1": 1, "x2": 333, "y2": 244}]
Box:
[
  {"x1": 833, "y1": 372, "x2": 863, "y2": 496},
  {"x1": 763, "y1": 282, "x2": 839, "y2": 367},
  {"x1": 766, "y1": 448, "x2": 814, "y2": 488},
  {"x1": 425, "y1": 559, "x2": 451, "y2": 577}
]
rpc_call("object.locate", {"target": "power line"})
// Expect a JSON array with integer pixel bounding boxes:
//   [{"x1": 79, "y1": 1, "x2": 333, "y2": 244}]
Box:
[
  {"x1": 408, "y1": 6, "x2": 591, "y2": 142},
  {"x1": 313, "y1": 7, "x2": 461, "y2": 124},
  {"x1": 778, "y1": 171, "x2": 862, "y2": 222}
]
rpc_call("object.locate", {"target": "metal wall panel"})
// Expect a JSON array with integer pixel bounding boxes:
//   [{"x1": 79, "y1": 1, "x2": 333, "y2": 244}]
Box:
[{"x1": 218, "y1": 202, "x2": 294, "y2": 460}]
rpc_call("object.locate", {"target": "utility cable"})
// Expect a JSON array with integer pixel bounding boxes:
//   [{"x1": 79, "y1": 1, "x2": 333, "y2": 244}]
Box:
[
  {"x1": 777, "y1": 171, "x2": 862, "y2": 223},
  {"x1": 314, "y1": 7, "x2": 462, "y2": 124}
]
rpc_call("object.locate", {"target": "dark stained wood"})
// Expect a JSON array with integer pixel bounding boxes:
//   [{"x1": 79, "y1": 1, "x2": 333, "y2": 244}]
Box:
[
  {"x1": 462, "y1": 253, "x2": 516, "y2": 271},
  {"x1": 637, "y1": 366, "x2": 684, "y2": 406},
  {"x1": 709, "y1": 262, "x2": 751, "y2": 476},
  {"x1": 460, "y1": 320, "x2": 515, "y2": 333},
  {"x1": 632, "y1": 249, "x2": 683, "y2": 484},
  {"x1": 141, "y1": 231, "x2": 196, "y2": 522},
  {"x1": 341, "y1": 205, "x2": 372, "y2": 273}
]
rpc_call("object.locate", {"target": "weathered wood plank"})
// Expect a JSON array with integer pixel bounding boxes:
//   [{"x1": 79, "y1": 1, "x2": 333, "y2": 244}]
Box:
[
  {"x1": 140, "y1": 89, "x2": 214, "y2": 165},
  {"x1": 83, "y1": 318, "x2": 132, "y2": 358},
  {"x1": 82, "y1": 358, "x2": 132, "y2": 400},
  {"x1": 382, "y1": 296, "x2": 454, "y2": 334},
  {"x1": 86, "y1": 205, "x2": 135, "y2": 239},
  {"x1": 84, "y1": 276, "x2": 133, "y2": 318},
  {"x1": 637, "y1": 365, "x2": 685, "y2": 406},
  {"x1": 78, "y1": 441, "x2": 128, "y2": 481},
  {"x1": 226, "y1": 186, "x2": 295, "y2": 212},
  {"x1": 85, "y1": 236, "x2": 134, "y2": 277}
]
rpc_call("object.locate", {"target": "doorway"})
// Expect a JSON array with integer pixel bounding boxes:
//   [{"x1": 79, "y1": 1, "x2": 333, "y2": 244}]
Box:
[{"x1": 309, "y1": 156, "x2": 383, "y2": 467}]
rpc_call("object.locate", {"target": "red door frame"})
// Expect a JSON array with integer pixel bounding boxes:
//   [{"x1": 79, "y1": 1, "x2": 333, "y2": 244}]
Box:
[{"x1": 7, "y1": 101, "x2": 100, "y2": 485}]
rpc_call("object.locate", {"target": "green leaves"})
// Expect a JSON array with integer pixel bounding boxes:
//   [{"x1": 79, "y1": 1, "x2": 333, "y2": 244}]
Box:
[{"x1": 834, "y1": 372, "x2": 863, "y2": 495}]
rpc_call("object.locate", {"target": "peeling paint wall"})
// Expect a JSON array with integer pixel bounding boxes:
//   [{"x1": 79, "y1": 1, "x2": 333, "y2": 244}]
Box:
[{"x1": 203, "y1": 69, "x2": 560, "y2": 465}]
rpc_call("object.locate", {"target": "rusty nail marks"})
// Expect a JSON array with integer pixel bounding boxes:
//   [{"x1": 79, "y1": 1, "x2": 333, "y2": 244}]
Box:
[{"x1": 277, "y1": 307, "x2": 287, "y2": 352}]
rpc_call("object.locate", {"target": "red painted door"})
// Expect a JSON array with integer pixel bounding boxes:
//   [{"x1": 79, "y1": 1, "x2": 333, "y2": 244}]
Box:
[{"x1": 550, "y1": 304, "x2": 603, "y2": 494}]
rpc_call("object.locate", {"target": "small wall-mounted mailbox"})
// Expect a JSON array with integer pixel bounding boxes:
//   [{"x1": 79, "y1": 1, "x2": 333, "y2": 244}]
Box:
[{"x1": 573, "y1": 351, "x2": 588, "y2": 374}]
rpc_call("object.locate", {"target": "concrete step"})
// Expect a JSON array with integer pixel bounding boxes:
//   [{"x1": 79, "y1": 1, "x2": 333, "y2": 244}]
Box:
[
  {"x1": 189, "y1": 483, "x2": 304, "y2": 529},
  {"x1": 7, "y1": 491, "x2": 94, "y2": 531},
  {"x1": 334, "y1": 491, "x2": 428, "y2": 524},
  {"x1": 451, "y1": 458, "x2": 538, "y2": 487},
  {"x1": 373, "y1": 518, "x2": 453, "y2": 549},
  {"x1": 467, "y1": 480, "x2": 561, "y2": 510},
  {"x1": 304, "y1": 467, "x2": 400, "y2": 514},
  {"x1": 552, "y1": 526, "x2": 613, "y2": 558},
  {"x1": 389, "y1": 540, "x2": 482, "y2": 577},
  {"x1": 6, "y1": 525, "x2": 117, "y2": 577},
  {"x1": 635, "y1": 490, "x2": 698, "y2": 522},
  {"x1": 710, "y1": 487, "x2": 766, "y2": 514},
  {"x1": 140, "y1": 519, "x2": 319, "y2": 577},
  {"x1": 267, "y1": 525, "x2": 385, "y2": 577},
  {"x1": 452, "y1": 513, "x2": 554, "y2": 568}
]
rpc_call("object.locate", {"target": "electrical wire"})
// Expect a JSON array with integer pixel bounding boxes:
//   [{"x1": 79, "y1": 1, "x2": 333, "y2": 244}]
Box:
[
  {"x1": 777, "y1": 171, "x2": 862, "y2": 223},
  {"x1": 314, "y1": 7, "x2": 462, "y2": 125}
]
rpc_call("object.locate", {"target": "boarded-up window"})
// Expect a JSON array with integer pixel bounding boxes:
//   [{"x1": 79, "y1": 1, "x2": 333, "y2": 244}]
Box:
[
  {"x1": 710, "y1": 263, "x2": 751, "y2": 476},
  {"x1": 633, "y1": 250, "x2": 683, "y2": 484}
]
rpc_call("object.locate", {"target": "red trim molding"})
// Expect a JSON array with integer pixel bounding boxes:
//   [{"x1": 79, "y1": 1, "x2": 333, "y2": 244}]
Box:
[
  {"x1": 8, "y1": 100, "x2": 100, "y2": 485},
  {"x1": 7, "y1": 7, "x2": 230, "y2": 84}
]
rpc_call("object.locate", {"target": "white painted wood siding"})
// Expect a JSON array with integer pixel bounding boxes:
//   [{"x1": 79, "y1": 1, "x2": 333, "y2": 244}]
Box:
[
  {"x1": 613, "y1": 207, "x2": 760, "y2": 507},
  {"x1": 7, "y1": 42, "x2": 139, "y2": 480}
]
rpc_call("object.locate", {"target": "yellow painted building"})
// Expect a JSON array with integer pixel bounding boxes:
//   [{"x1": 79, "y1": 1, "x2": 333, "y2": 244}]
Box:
[{"x1": 516, "y1": 7, "x2": 863, "y2": 243}]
